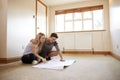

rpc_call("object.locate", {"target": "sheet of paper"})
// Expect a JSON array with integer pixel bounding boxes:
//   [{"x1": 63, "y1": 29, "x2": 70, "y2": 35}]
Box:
[{"x1": 33, "y1": 59, "x2": 76, "y2": 70}]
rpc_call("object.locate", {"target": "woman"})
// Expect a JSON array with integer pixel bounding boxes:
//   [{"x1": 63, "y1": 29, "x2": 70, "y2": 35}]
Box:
[{"x1": 21, "y1": 33, "x2": 47, "y2": 64}]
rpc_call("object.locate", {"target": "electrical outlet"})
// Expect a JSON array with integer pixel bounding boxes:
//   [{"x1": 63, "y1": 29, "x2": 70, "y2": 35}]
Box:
[
  {"x1": 62, "y1": 47, "x2": 64, "y2": 51},
  {"x1": 22, "y1": 45, "x2": 24, "y2": 49},
  {"x1": 116, "y1": 45, "x2": 119, "y2": 49}
]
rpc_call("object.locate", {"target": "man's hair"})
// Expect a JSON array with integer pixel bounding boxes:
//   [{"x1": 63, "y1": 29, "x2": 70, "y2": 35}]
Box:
[{"x1": 50, "y1": 33, "x2": 58, "y2": 38}]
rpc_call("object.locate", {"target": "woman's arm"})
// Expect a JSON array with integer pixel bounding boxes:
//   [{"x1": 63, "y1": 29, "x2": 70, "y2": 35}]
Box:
[{"x1": 31, "y1": 44, "x2": 47, "y2": 63}]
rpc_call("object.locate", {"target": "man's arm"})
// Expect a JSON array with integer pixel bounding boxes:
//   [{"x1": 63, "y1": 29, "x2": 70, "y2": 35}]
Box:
[
  {"x1": 54, "y1": 41, "x2": 65, "y2": 61},
  {"x1": 58, "y1": 51, "x2": 64, "y2": 61}
]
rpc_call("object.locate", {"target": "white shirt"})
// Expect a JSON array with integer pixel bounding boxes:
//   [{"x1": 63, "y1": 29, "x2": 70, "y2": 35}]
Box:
[{"x1": 23, "y1": 42, "x2": 39, "y2": 55}]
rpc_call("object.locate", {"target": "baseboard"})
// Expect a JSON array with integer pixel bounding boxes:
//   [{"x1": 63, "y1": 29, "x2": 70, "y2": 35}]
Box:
[
  {"x1": 0, "y1": 51, "x2": 113, "y2": 63},
  {"x1": 62, "y1": 51, "x2": 92, "y2": 54},
  {"x1": 0, "y1": 57, "x2": 21, "y2": 63},
  {"x1": 93, "y1": 51, "x2": 110, "y2": 55},
  {"x1": 110, "y1": 52, "x2": 120, "y2": 61},
  {"x1": 62, "y1": 50, "x2": 110, "y2": 55}
]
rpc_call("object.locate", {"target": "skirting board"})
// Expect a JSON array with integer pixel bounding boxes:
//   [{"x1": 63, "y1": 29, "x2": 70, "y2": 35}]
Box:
[
  {"x1": 62, "y1": 51, "x2": 110, "y2": 55},
  {"x1": 110, "y1": 52, "x2": 120, "y2": 61},
  {"x1": 0, "y1": 51, "x2": 114, "y2": 63},
  {"x1": 0, "y1": 57, "x2": 21, "y2": 63}
]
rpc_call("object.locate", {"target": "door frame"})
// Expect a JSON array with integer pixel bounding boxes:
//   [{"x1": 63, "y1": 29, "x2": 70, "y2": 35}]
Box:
[{"x1": 35, "y1": 0, "x2": 47, "y2": 35}]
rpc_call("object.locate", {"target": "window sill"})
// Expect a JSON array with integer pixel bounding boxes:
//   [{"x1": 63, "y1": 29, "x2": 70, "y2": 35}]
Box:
[{"x1": 56, "y1": 30, "x2": 106, "y2": 33}]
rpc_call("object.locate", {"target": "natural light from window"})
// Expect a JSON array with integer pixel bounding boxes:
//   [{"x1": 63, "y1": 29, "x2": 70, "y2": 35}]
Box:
[{"x1": 55, "y1": 6, "x2": 103, "y2": 32}]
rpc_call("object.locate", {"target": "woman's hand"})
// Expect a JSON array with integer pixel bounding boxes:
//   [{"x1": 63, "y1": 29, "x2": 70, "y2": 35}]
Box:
[
  {"x1": 38, "y1": 58, "x2": 47, "y2": 63},
  {"x1": 41, "y1": 58, "x2": 47, "y2": 63}
]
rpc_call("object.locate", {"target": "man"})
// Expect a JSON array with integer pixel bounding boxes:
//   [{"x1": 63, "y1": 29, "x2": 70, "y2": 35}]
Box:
[{"x1": 40, "y1": 33, "x2": 64, "y2": 61}]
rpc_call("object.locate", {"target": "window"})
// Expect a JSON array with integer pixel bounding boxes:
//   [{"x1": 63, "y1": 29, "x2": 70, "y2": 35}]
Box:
[
  {"x1": 93, "y1": 10, "x2": 103, "y2": 30},
  {"x1": 65, "y1": 13, "x2": 73, "y2": 31},
  {"x1": 55, "y1": 14, "x2": 64, "y2": 32},
  {"x1": 74, "y1": 12, "x2": 82, "y2": 31},
  {"x1": 55, "y1": 5, "x2": 103, "y2": 32}
]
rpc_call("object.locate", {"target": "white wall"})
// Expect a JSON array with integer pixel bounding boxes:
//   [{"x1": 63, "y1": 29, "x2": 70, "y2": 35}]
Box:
[
  {"x1": 109, "y1": 0, "x2": 120, "y2": 55},
  {"x1": 0, "y1": 0, "x2": 36, "y2": 58},
  {"x1": 0, "y1": 0, "x2": 7, "y2": 58},
  {"x1": 48, "y1": 0, "x2": 111, "y2": 51},
  {"x1": 7, "y1": 0, "x2": 36, "y2": 58},
  {"x1": 57, "y1": 32, "x2": 92, "y2": 51}
]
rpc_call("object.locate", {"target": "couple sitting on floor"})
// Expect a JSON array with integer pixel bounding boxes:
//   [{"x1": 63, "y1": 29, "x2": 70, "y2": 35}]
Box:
[{"x1": 21, "y1": 32, "x2": 64, "y2": 65}]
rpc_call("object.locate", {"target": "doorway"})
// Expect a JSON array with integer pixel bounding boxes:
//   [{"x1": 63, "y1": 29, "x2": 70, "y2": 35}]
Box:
[{"x1": 36, "y1": 0, "x2": 47, "y2": 35}]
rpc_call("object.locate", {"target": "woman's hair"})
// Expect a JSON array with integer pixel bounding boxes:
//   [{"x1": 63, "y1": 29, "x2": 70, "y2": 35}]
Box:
[
  {"x1": 35, "y1": 32, "x2": 45, "y2": 41},
  {"x1": 35, "y1": 32, "x2": 45, "y2": 52}
]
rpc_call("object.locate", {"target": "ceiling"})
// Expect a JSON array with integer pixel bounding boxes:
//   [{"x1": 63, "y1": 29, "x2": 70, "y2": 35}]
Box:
[{"x1": 42, "y1": 0, "x2": 91, "y2": 6}]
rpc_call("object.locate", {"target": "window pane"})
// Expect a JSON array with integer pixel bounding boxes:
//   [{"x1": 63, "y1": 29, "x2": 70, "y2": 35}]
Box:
[
  {"x1": 55, "y1": 14, "x2": 64, "y2": 32},
  {"x1": 74, "y1": 21, "x2": 82, "y2": 31},
  {"x1": 83, "y1": 20, "x2": 92, "y2": 30},
  {"x1": 74, "y1": 12, "x2": 82, "y2": 20},
  {"x1": 83, "y1": 11, "x2": 92, "y2": 19},
  {"x1": 65, "y1": 21, "x2": 73, "y2": 31},
  {"x1": 65, "y1": 13, "x2": 73, "y2": 20},
  {"x1": 93, "y1": 10, "x2": 103, "y2": 30}
]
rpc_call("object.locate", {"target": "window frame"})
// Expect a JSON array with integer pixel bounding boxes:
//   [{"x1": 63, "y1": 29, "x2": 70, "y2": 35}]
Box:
[{"x1": 55, "y1": 5, "x2": 104, "y2": 32}]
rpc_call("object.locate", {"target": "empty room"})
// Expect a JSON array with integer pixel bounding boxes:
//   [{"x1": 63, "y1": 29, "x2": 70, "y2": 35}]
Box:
[{"x1": 0, "y1": 0, "x2": 120, "y2": 80}]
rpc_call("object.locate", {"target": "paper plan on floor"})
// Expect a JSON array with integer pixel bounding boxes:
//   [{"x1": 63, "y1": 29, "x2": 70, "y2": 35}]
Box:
[{"x1": 32, "y1": 59, "x2": 76, "y2": 70}]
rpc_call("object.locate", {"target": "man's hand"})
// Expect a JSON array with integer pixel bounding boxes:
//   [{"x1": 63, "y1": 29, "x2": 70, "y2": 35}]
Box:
[{"x1": 60, "y1": 59, "x2": 65, "y2": 62}]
